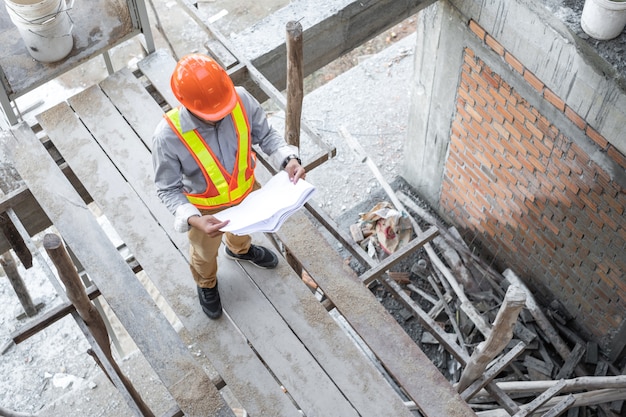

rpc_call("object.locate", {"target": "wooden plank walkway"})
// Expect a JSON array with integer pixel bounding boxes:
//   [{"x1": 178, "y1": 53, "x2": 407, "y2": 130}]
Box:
[{"x1": 1, "y1": 49, "x2": 476, "y2": 416}]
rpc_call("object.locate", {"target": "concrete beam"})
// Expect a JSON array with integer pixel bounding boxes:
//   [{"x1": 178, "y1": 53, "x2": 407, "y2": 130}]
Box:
[{"x1": 230, "y1": 0, "x2": 435, "y2": 96}]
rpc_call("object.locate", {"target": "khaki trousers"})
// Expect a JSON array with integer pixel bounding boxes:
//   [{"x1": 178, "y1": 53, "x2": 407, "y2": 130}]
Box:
[{"x1": 187, "y1": 183, "x2": 260, "y2": 288}]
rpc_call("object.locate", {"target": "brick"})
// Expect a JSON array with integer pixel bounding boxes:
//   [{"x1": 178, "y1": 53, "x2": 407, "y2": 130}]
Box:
[
  {"x1": 519, "y1": 104, "x2": 538, "y2": 124},
  {"x1": 491, "y1": 88, "x2": 507, "y2": 107},
  {"x1": 499, "y1": 85, "x2": 518, "y2": 106},
  {"x1": 564, "y1": 106, "x2": 586, "y2": 131},
  {"x1": 542, "y1": 214, "x2": 561, "y2": 236},
  {"x1": 505, "y1": 120, "x2": 523, "y2": 141},
  {"x1": 553, "y1": 156, "x2": 572, "y2": 176},
  {"x1": 522, "y1": 137, "x2": 542, "y2": 159},
  {"x1": 493, "y1": 122, "x2": 512, "y2": 141},
  {"x1": 543, "y1": 88, "x2": 566, "y2": 112},
  {"x1": 585, "y1": 125, "x2": 609, "y2": 150},
  {"x1": 451, "y1": 119, "x2": 468, "y2": 141},
  {"x1": 480, "y1": 86, "x2": 497, "y2": 107},
  {"x1": 508, "y1": 105, "x2": 526, "y2": 125},
  {"x1": 470, "y1": 118, "x2": 489, "y2": 139},
  {"x1": 498, "y1": 163, "x2": 519, "y2": 186},
  {"x1": 466, "y1": 105, "x2": 484, "y2": 124},
  {"x1": 479, "y1": 218, "x2": 498, "y2": 237},
  {"x1": 482, "y1": 70, "x2": 501, "y2": 89},
  {"x1": 564, "y1": 216, "x2": 583, "y2": 240},
  {"x1": 484, "y1": 131, "x2": 506, "y2": 154},
  {"x1": 571, "y1": 173, "x2": 592, "y2": 195},
  {"x1": 529, "y1": 154, "x2": 547, "y2": 175},
  {"x1": 458, "y1": 86, "x2": 475, "y2": 106},
  {"x1": 495, "y1": 104, "x2": 514, "y2": 124},
  {"x1": 569, "y1": 142, "x2": 590, "y2": 167},
  {"x1": 485, "y1": 34, "x2": 505, "y2": 56},
  {"x1": 468, "y1": 87, "x2": 488, "y2": 108},
  {"x1": 457, "y1": 102, "x2": 473, "y2": 123},
  {"x1": 565, "y1": 188, "x2": 585, "y2": 210},
  {"x1": 504, "y1": 151, "x2": 523, "y2": 170},
  {"x1": 475, "y1": 105, "x2": 493, "y2": 124},
  {"x1": 533, "y1": 136, "x2": 553, "y2": 157},
  {"x1": 524, "y1": 70, "x2": 545, "y2": 93},
  {"x1": 585, "y1": 208, "x2": 604, "y2": 229},
  {"x1": 464, "y1": 52, "x2": 482, "y2": 73},
  {"x1": 468, "y1": 20, "x2": 486, "y2": 40},
  {"x1": 559, "y1": 172, "x2": 580, "y2": 195},
  {"x1": 514, "y1": 119, "x2": 533, "y2": 140},
  {"x1": 483, "y1": 148, "x2": 504, "y2": 169},
  {"x1": 461, "y1": 70, "x2": 479, "y2": 91},
  {"x1": 605, "y1": 192, "x2": 625, "y2": 215},
  {"x1": 504, "y1": 51, "x2": 524, "y2": 74},
  {"x1": 598, "y1": 209, "x2": 619, "y2": 232},
  {"x1": 524, "y1": 122, "x2": 543, "y2": 144},
  {"x1": 463, "y1": 147, "x2": 482, "y2": 169},
  {"x1": 519, "y1": 184, "x2": 536, "y2": 202},
  {"x1": 607, "y1": 145, "x2": 626, "y2": 169}
]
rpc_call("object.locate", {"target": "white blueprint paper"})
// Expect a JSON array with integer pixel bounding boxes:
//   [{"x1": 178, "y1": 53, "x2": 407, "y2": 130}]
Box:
[{"x1": 214, "y1": 171, "x2": 316, "y2": 235}]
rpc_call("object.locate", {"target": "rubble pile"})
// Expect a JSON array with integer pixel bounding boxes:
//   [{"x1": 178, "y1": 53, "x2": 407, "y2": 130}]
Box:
[{"x1": 349, "y1": 191, "x2": 625, "y2": 417}]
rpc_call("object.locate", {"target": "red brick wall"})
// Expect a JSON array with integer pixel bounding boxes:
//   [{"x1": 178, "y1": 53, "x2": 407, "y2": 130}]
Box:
[{"x1": 440, "y1": 22, "x2": 626, "y2": 347}]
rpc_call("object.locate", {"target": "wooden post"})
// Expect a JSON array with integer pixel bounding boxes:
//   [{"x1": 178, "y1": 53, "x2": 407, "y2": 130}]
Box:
[
  {"x1": 456, "y1": 285, "x2": 527, "y2": 393},
  {"x1": 43, "y1": 233, "x2": 155, "y2": 417},
  {"x1": 1, "y1": 251, "x2": 38, "y2": 317},
  {"x1": 0, "y1": 212, "x2": 32, "y2": 268},
  {"x1": 285, "y1": 20, "x2": 303, "y2": 148}
]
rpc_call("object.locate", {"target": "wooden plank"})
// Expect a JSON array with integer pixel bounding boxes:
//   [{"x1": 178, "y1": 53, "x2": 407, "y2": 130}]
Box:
[
  {"x1": 36, "y1": 101, "x2": 300, "y2": 417},
  {"x1": 137, "y1": 49, "x2": 180, "y2": 109},
  {"x1": 359, "y1": 225, "x2": 439, "y2": 285},
  {"x1": 275, "y1": 209, "x2": 477, "y2": 417},
  {"x1": 234, "y1": 238, "x2": 416, "y2": 417},
  {"x1": 216, "y1": 256, "x2": 360, "y2": 417},
  {"x1": 67, "y1": 82, "x2": 363, "y2": 416},
  {"x1": 1, "y1": 124, "x2": 233, "y2": 417},
  {"x1": 66, "y1": 84, "x2": 189, "y2": 255},
  {"x1": 99, "y1": 68, "x2": 165, "y2": 150},
  {"x1": 512, "y1": 379, "x2": 567, "y2": 417}
]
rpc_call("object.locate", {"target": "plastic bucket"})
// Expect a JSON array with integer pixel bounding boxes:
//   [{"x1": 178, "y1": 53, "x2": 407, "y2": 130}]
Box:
[
  {"x1": 581, "y1": 0, "x2": 626, "y2": 40},
  {"x1": 4, "y1": 0, "x2": 74, "y2": 63}
]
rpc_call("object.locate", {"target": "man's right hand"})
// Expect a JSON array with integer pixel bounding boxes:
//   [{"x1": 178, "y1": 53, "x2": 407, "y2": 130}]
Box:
[{"x1": 188, "y1": 214, "x2": 230, "y2": 237}]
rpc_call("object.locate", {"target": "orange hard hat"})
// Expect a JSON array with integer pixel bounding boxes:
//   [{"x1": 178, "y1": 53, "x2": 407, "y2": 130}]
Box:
[{"x1": 170, "y1": 54, "x2": 237, "y2": 121}]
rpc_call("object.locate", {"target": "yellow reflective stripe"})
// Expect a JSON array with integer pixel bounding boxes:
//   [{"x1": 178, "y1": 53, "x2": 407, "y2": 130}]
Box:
[
  {"x1": 230, "y1": 102, "x2": 254, "y2": 200},
  {"x1": 167, "y1": 109, "x2": 230, "y2": 206},
  {"x1": 166, "y1": 102, "x2": 254, "y2": 209}
]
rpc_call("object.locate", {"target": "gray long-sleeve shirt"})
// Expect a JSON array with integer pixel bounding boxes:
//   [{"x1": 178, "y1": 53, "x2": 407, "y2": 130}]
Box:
[{"x1": 152, "y1": 87, "x2": 297, "y2": 230}]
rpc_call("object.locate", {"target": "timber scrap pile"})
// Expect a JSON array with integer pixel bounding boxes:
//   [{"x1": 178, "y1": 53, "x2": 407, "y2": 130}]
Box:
[{"x1": 347, "y1": 189, "x2": 625, "y2": 417}]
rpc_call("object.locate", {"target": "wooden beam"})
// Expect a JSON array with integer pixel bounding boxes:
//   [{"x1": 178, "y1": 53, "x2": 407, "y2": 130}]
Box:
[
  {"x1": 11, "y1": 285, "x2": 100, "y2": 345},
  {"x1": 359, "y1": 225, "x2": 439, "y2": 285},
  {"x1": 457, "y1": 285, "x2": 527, "y2": 392}
]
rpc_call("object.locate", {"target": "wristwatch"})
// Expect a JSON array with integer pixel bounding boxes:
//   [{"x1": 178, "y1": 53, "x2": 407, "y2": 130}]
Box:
[{"x1": 281, "y1": 154, "x2": 302, "y2": 169}]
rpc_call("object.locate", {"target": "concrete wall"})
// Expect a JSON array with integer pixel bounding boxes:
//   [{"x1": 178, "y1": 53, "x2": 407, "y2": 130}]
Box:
[{"x1": 404, "y1": 0, "x2": 626, "y2": 358}]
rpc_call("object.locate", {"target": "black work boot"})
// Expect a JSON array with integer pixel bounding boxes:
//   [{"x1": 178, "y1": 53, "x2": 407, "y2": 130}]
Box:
[
  {"x1": 224, "y1": 244, "x2": 278, "y2": 269},
  {"x1": 197, "y1": 284, "x2": 222, "y2": 319}
]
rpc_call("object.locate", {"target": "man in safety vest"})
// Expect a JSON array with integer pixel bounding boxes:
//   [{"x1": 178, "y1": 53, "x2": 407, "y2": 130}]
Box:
[{"x1": 152, "y1": 54, "x2": 306, "y2": 319}]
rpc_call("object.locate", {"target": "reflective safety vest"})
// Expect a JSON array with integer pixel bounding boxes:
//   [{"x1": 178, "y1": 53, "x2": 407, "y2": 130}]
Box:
[{"x1": 164, "y1": 98, "x2": 256, "y2": 209}]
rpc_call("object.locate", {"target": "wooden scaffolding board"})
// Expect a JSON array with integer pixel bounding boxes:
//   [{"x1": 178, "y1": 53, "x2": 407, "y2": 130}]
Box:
[{"x1": 0, "y1": 48, "x2": 479, "y2": 416}]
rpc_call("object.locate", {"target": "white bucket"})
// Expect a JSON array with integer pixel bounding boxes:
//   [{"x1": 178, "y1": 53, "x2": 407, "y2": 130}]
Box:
[
  {"x1": 581, "y1": 0, "x2": 626, "y2": 40},
  {"x1": 4, "y1": 0, "x2": 74, "y2": 63}
]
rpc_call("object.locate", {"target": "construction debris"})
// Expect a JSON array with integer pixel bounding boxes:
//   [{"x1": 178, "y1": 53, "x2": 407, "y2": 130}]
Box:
[{"x1": 353, "y1": 191, "x2": 626, "y2": 417}]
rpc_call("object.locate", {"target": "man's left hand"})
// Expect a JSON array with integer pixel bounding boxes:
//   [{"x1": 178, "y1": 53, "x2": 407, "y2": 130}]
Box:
[{"x1": 285, "y1": 159, "x2": 306, "y2": 183}]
